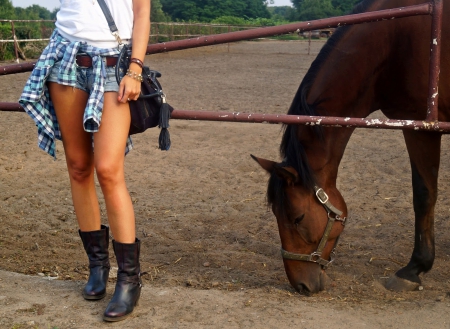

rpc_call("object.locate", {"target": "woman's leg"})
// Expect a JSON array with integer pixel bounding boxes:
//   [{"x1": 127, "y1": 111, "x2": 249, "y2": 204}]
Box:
[
  {"x1": 49, "y1": 82, "x2": 111, "y2": 300},
  {"x1": 93, "y1": 92, "x2": 135, "y2": 243},
  {"x1": 47, "y1": 83, "x2": 101, "y2": 231},
  {"x1": 95, "y1": 92, "x2": 141, "y2": 321}
]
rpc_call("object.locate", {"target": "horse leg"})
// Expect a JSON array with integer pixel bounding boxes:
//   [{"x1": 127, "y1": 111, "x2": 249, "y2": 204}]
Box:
[{"x1": 385, "y1": 130, "x2": 441, "y2": 291}]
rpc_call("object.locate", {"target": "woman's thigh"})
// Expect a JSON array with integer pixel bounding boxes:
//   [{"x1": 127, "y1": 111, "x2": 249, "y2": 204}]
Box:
[
  {"x1": 93, "y1": 92, "x2": 130, "y2": 173},
  {"x1": 47, "y1": 82, "x2": 93, "y2": 165}
]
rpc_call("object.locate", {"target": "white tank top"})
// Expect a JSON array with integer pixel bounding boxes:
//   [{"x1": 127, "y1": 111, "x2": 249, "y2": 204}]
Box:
[{"x1": 56, "y1": 0, "x2": 133, "y2": 49}]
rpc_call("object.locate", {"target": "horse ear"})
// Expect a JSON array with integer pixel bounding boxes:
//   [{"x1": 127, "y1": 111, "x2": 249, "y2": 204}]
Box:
[
  {"x1": 273, "y1": 164, "x2": 299, "y2": 186},
  {"x1": 250, "y1": 154, "x2": 277, "y2": 173},
  {"x1": 250, "y1": 154, "x2": 299, "y2": 185}
]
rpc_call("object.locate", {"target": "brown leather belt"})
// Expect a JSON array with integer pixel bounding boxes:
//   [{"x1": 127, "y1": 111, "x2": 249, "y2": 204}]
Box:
[{"x1": 76, "y1": 55, "x2": 118, "y2": 68}]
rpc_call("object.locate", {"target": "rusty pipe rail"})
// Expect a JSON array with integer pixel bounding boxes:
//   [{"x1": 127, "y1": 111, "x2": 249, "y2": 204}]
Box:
[
  {"x1": 2, "y1": 102, "x2": 450, "y2": 133},
  {"x1": 146, "y1": 3, "x2": 432, "y2": 54},
  {"x1": 0, "y1": 1, "x2": 444, "y2": 134},
  {"x1": 0, "y1": 3, "x2": 432, "y2": 76},
  {"x1": 171, "y1": 110, "x2": 450, "y2": 132}
]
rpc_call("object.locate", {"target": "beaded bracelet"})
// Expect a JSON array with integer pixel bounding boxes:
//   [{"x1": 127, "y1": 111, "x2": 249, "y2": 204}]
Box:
[
  {"x1": 126, "y1": 69, "x2": 143, "y2": 82},
  {"x1": 130, "y1": 58, "x2": 144, "y2": 69}
]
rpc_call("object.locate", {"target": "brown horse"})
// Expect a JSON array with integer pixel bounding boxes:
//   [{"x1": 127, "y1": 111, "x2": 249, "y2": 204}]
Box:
[{"x1": 252, "y1": 0, "x2": 450, "y2": 295}]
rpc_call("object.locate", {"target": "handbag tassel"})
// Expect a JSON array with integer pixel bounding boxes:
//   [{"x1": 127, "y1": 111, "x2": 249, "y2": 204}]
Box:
[{"x1": 158, "y1": 96, "x2": 171, "y2": 151}]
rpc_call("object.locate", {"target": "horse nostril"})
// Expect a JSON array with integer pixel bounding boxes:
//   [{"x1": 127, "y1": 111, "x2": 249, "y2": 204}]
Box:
[{"x1": 296, "y1": 283, "x2": 312, "y2": 296}]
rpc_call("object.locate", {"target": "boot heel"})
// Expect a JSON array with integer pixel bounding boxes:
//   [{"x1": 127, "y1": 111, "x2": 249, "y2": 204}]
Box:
[{"x1": 135, "y1": 290, "x2": 141, "y2": 306}]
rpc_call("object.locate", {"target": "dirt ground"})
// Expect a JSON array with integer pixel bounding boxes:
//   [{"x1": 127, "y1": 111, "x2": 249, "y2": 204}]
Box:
[{"x1": 1, "y1": 40, "x2": 450, "y2": 328}]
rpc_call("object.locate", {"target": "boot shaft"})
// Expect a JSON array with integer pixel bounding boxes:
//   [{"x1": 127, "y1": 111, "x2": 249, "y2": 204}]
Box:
[
  {"x1": 79, "y1": 225, "x2": 111, "y2": 300},
  {"x1": 112, "y1": 239, "x2": 141, "y2": 278},
  {"x1": 79, "y1": 225, "x2": 110, "y2": 266}
]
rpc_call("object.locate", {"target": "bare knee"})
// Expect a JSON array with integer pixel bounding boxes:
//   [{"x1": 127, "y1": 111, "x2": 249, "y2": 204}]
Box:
[
  {"x1": 95, "y1": 162, "x2": 124, "y2": 191},
  {"x1": 67, "y1": 159, "x2": 94, "y2": 184}
]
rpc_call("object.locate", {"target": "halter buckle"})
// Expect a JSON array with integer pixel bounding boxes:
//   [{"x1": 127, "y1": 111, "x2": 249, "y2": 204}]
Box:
[
  {"x1": 315, "y1": 188, "x2": 329, "y2": 204},
  {"x1": 308, "y1": 252, "x2": 322, "y2": 262},
  {"x1": 309, "y1": 252, "x2": 333, "y2": 268}
]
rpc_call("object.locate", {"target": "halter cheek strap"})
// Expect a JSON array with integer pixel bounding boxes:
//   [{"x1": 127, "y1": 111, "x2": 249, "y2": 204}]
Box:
[{"x1": 280, "y1": 186, "x2": 346, "y2": 268}]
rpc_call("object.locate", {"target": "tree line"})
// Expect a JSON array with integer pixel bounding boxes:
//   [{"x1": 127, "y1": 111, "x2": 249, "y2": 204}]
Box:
[
  {"x1": 156, "y1": 0, "x2": 361, "y2": 23},
  {"x1": 1, "y1": 0, "x2": 363, "y2": 24},
  {"x1": 0, "y1": 0, "x2": 362, "y2": 60}
]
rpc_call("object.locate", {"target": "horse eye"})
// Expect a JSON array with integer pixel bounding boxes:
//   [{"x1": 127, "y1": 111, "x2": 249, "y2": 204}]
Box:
[{"x1": 294, "y1": 214, "x2": 305, "y2": 225}]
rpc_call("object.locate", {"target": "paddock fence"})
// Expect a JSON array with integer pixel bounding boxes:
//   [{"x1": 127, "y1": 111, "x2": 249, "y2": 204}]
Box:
[
  {"x1": 0, "y1": 0, "x2": 445, "y2": 133},
  {"x1": 0, "y1": 20, "x2": 271, "y2": 62}
]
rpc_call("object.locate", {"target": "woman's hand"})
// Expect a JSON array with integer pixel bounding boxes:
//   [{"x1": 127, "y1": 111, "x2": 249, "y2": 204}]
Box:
[{"x1": 118, "y1": 69, "x2": 142, "y2": 103}]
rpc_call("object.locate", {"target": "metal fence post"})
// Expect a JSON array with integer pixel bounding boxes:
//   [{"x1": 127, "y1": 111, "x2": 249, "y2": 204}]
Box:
[{"x1": 426, "y1": 0, "x2": 443, "y2": 121}]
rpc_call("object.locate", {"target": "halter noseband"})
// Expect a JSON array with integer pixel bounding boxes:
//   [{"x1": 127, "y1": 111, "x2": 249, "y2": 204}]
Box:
[{"x1": 280, "y1": 186, "x2": 347, "y2": 268}]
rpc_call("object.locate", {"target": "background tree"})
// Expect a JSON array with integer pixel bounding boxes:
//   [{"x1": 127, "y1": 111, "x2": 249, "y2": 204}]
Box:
[
  {"x1": 151, "y1": 0, "x2": 170, "y2": 22},
  {"x1": 267, "y1": 6, "x2": 297, "y2": 22},
  {"x1": 14, "y1": 5, "x2": 51, "y2": 20},
  {"x1": 0, "y1": 1, "x2": 54, "y2": 60},
  {"x1": 160, "y1": 0, "x2": 270, "y2": 22},
  {"x1": 332, "y1": 0, "x2": 361, "y2": 14},
  {"x1": 0, "y1": 0, "x2": 15, "y2": 19},
  {"x1": 291, "y1": 0, "x2": 360, "y2": 20},
  {"x1": 297, "y1": 0, "x2": 338, "y2": 20}
]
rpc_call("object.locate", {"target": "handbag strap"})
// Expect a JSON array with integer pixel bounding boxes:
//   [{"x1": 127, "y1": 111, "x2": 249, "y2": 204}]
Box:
[{"x1": 97, "y1": 0, "x2": 123, "y2": 45}]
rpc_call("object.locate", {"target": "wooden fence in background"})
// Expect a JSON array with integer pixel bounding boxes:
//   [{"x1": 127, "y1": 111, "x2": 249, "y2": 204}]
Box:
[{"x1": 0, "y1": 20, "x2": 262, "y2": 62}]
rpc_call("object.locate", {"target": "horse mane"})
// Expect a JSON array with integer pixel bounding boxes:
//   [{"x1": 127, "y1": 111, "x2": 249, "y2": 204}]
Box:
[{"x1": 267, "y1": 0, "x2": 377, "y2": 215}]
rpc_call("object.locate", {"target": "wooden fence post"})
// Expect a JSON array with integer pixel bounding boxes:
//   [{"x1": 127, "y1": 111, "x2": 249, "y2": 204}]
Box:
[
  {"x1": 228, "y1": 25, "x2": 231, "y2": 53},
  {"x1": 10, "y1": 21, "x2": 19, "y2": 63},
  {"x1": 308, "y1": 31, "x2": 311, "y2": 55}
]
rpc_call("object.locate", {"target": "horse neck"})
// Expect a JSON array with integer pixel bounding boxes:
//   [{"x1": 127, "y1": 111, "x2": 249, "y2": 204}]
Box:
[
  {"x1": 309, "y1": 0, "x2": 433, "y2": 111},
  {"x1": 296, "y1": 126, "x2": 354, "y2": 190},
  {"x1": 290, "y1": 0, "x2": 431, "y2": 189},
  {"x1": 297, "y1": 1, "x2": 397, "y2": 188}
]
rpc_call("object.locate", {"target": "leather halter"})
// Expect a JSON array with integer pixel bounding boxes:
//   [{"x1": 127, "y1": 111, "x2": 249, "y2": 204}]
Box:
[{"x1": 280, "y1": 186, "x2": 347, "y2": 268}]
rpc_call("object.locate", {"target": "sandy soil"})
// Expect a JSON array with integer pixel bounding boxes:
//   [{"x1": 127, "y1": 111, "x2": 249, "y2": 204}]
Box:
[{"x1": 0, "y1": 40, "x2": 450, "y2": 328}]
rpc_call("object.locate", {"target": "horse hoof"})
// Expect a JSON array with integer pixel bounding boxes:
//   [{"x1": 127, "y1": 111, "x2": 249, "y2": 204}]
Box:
[{"x1": 385, "y1": 275, "x2": 420, "y2": 291}]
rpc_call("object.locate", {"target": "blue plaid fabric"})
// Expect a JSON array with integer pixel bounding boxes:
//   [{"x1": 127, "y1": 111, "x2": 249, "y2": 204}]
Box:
[{"x1": 19, "y1": 29, "x2": 133, "y2": 158}]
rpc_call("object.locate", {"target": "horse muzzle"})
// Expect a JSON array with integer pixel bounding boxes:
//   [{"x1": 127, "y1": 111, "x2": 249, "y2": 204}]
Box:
[{"x1": 285, "y1": 262, "x2": 329, "y2": 295}]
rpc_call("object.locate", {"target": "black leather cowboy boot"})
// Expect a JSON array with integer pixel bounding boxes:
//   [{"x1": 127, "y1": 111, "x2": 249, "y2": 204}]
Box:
[
  {"x1": 78, "y1": 225, "x2": 110, "y2": 300},
  {"x1": 103, "y1": 238, "x2": 142, "y2": 322}
]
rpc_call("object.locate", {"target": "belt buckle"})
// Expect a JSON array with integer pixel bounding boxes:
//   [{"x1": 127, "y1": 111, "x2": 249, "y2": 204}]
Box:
[{"x1": 76, "y1": 54, "x2": 90, "y2": 68}]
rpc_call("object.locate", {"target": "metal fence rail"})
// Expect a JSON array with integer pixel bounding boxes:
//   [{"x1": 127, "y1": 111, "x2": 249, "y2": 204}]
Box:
[
  {"x1": 148, "y1": 22, "x2": 260, "y2": 42},
  {"x1": 0, "y1": 4, "x2": 432, "y2": 75},
  {"x1": 0, "y1": 20, "x2": 261, "y2": 62},
  {"x1": 0, "y1": 0, "x2": 444, "y2": 133}
]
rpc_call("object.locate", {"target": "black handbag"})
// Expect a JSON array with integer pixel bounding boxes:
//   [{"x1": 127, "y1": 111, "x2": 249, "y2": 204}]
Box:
[{"x1": 98, "y1": 0, "x2": 173, "y2": 150}]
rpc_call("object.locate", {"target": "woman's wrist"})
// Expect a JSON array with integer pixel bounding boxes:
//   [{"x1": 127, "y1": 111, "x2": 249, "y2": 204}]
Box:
[
  {"x1": 129, "y1": 62, "x2": 143, "y2": 73},
  {"x1": 130, "y1": 58, "x2": 144, "y2": 69},
  {"x1": 125, "y1": 69, "x2": 143, "y2": 82}
]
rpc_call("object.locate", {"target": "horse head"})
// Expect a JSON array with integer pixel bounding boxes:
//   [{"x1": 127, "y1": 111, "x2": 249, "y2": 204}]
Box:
[{"x1": 252, "y1": 155, "x2": 347, "y2": 294}]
